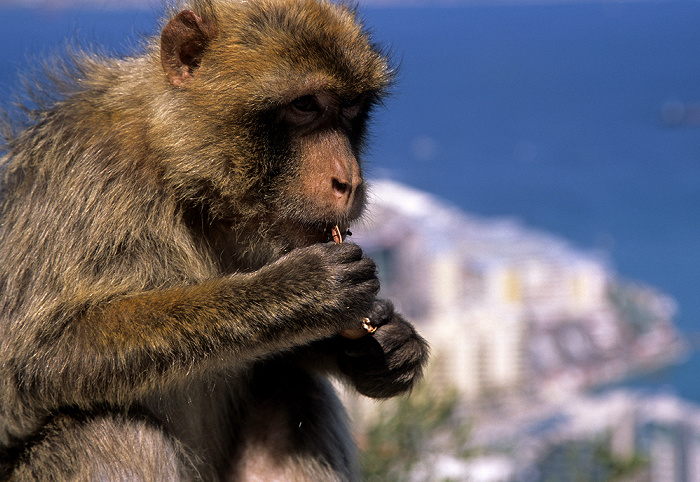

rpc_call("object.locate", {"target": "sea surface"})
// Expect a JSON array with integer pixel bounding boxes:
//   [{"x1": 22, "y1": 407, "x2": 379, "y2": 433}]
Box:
[{"x1": 1, "y1": 1, "x2": 699, "y2": 400}]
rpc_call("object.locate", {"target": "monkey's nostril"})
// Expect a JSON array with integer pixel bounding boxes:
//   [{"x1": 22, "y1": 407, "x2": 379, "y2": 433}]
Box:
[{"x1": 332, "y1": 178, "x2": 351, "y2": 198}]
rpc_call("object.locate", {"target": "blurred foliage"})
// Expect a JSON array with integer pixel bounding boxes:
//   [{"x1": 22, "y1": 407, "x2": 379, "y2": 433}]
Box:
[
  {"x1": 359, "y1": 384, "x2": 471, "y2": 481},
  {"x1": 595, "y1": 441, "x2": 649, "y2": 481},
  {"x1": 537, "y1": 438, "x2": 648, "y2": 482}
]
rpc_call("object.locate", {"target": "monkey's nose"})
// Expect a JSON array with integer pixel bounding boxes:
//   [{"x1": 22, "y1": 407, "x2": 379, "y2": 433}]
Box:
[
  {"x1": 332, "y1": 178, "x2": 351, "y2": 198},
  {"x1": 331, "y1": 169, "x2": 362, "y2": 207}
]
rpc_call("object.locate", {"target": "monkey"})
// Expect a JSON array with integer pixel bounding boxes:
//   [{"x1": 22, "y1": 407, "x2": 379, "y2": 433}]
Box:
[{"x1": 0, "y1": 0, "x2": 429, "y2": 480}]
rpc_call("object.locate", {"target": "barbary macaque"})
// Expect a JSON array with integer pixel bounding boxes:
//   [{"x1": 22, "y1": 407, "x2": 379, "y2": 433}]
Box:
[{"x1": 0, "y1": 0, "x2": 429, "y2": 479}]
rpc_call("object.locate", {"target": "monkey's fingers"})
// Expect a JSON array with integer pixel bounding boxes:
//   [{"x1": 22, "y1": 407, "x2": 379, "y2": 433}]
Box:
[{"x1": 332, "y1": 225, "x2": 377, "y2": 340}]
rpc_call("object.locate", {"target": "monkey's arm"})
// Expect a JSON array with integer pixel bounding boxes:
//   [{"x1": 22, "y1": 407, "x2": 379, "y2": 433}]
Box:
[
  {"x1": 300, "y1": 300, "x2": 429, "y2": 399},
  {"x1": 8, "y1": 243, "x2": 378, "y2": 409}
]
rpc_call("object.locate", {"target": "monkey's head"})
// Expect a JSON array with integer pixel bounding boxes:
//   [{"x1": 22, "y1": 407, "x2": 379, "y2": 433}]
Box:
[{"x1": 158, "y1": 0, "x2": 392, "y2": 266}]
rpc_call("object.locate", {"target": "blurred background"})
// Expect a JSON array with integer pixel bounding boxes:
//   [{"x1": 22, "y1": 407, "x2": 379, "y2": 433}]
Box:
[{"x1": 1, "y1": 0, "x2": 699, "y2": 480}]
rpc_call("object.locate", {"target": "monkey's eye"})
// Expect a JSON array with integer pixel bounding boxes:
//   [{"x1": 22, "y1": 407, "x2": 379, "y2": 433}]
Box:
[
  {"x1": 340, "y1": 96, "x2": 363, "y2": 120},
  {"x1": 291, "y1": 95, "x2": 320, "y2": 113}
]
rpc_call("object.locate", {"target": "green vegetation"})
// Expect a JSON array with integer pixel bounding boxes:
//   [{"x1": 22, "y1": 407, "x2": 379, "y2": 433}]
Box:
[
  {"x1": 359, "y1": 385, "x2": 471, "y2": 481},
  {"x1": 537, "y1": 438, "x2": 648, "y2": 482}
]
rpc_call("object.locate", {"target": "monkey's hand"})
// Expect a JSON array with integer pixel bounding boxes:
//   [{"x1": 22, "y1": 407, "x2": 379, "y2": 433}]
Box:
[
  {"x1": 258, "y1": 242, "x2": 380, "y2": 340},
  {"x1": 337, "y1": 299, "x2": 429, "y2": 399}
]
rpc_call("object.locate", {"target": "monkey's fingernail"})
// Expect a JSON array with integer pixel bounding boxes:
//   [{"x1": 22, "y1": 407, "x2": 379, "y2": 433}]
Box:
[{"x1": 362, "y1": 317, "x2": 377, "y2": 334}]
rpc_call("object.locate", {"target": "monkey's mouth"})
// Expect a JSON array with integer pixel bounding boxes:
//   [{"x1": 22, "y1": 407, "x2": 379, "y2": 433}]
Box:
[
  {"x1": 312, "y1": 224, "x2": 351, "y2": 244},
  {"x1": 286, "y1": 222, "x2": 352, "y2": 247},
  {"x1": 322, "y1": 224, "x2": 352, "y2": 244}
]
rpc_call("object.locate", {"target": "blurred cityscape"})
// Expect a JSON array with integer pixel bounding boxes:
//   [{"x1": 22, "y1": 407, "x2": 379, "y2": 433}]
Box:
[{"x1": 341, "y1": 180, "x2": 696, "y2": 481}]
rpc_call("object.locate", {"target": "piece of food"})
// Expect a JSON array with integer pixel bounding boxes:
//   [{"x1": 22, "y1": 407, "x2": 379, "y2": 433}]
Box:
[
  {"x1": 332, "y1": 225, "x2": 377, "y2": 339},
  {"x1": 331, "y1": 225, "x2": 344, "y2": 244},
  {"x1": 361, "y1": 317, "x2": 377, "y2": 334}
]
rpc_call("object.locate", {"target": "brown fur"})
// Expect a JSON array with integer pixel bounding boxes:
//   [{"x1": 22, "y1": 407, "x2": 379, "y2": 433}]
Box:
[{"x1": 0, "y1": 1, "x2": 428, "y2": 480}]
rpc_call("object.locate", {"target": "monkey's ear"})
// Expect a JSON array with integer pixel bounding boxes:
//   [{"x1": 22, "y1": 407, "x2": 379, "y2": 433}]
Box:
[{"x1": 161, "y1": 10, "x2": 219, "y2": 87}]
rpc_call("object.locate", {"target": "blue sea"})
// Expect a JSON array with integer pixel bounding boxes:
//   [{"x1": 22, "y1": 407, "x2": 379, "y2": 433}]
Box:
[{"x1": 1, "y1": 2, "x2": 699, "y2": 400}]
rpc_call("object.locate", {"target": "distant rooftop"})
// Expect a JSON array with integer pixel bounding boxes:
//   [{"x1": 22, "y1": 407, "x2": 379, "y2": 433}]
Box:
[{"x1": 365, "y1": 178, "x2": 606, "y2": 267}]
